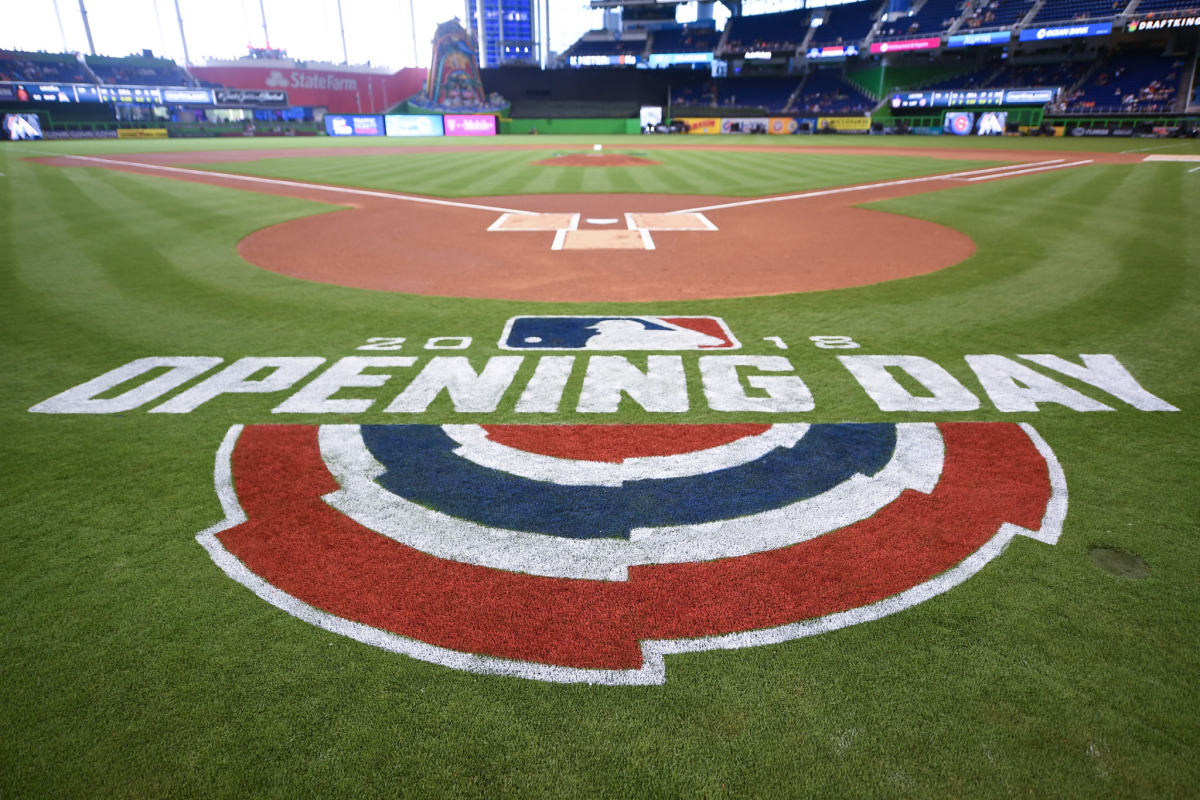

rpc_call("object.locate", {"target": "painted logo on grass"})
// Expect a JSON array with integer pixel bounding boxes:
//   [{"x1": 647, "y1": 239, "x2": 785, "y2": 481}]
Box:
[
  {"x1": 198, "y1": 422, "x2": 1065, "y2": 684},
  {"x1": 498, "y1": 316, "x2": 740, "y2": 351}
]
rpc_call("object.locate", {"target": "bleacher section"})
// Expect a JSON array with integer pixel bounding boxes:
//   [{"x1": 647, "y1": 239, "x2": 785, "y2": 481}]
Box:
[
  {"x1": 1064, "y1": 49, "x2": 1184, "y2": 112},
  {"x1": 715, "y1": 77, "x2": 803, "y2": 112},
  {"x1": 877, "y1": 0, "x2": 964, "y2": 39},
  {"x1": 0, "y1": 51, "x2": 91, "y2": 84},
  {"x1": 921, "y1": 67, "x2": 996, "y2": 90},
  {"x1": 990, "y1": 60, "x2": 1091, "y2": 89},
  {"x1": 959, "y1": 0, "x2": 1036, "y2": 29},
  {"x1": 652, "y1": 27, "x2": 720, "y2": 54},
  {"x1": 723, "y1": 9, "x2": 811, "y2": 51},
  {"x1": 86, "y1": 56, "x2": 190, "y2": 87},
  {"x1": 672, "y1": 77, "x2": 717, "y2": 107},
  {"x1": 1132, "y1": 0, "x2": 1200, "y2": 11},
  {"x1": 569, "y1": 38, "x2": 644, "y2": 58},
  {"x1": 811, "y1": 2, "x2": 881, "y2": 47},
  {"x1": 795, "y1": 68, "x2": 875, "y2": 113},
  {"x1": 1030, "y1": 0, "x2": 1125, "y2": 23}
]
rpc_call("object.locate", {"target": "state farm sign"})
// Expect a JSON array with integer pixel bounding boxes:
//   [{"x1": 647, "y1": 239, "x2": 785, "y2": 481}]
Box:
[{"x1": 190, "y1": 65, "x2": 425, "y2": 113}]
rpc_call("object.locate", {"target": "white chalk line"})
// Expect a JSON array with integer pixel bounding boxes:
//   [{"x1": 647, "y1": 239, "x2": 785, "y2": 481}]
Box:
[
  {"x1": 1190, "y1": 166, "x2": 1200, "y2": 173},
  {"x1": 671, "y1": 160, "x2": 1078, "y2": 213},
  {"x1": 964, "y1": 160, "x2": 1094, "y2": 181},
  {"x1": 1121, "y1": 142, "x2": 1197, "y2": 154},
  {"x1": 51, "y1": 153, "x2": 537, "y2": 215}
]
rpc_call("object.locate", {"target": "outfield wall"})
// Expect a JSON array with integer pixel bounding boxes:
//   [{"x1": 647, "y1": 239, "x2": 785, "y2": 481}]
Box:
[{"x1": 499, "y1": 118, "x2": 641, "y2": 134}]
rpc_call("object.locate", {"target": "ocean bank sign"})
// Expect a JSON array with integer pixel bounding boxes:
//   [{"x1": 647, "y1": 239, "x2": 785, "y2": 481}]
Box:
[{"x1": 1020, "y1": 22, "x2": 1112, "y2": 42}]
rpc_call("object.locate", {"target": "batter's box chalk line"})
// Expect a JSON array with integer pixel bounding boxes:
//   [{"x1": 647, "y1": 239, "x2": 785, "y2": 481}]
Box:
[{"x1": 488, "y1": 211, "x2": 717, "y2": 251}]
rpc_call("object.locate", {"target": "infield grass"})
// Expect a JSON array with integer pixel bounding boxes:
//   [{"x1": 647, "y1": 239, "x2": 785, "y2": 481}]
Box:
[{"x1": 1, "y1": 137, "x2": 1198, "y2": 798}]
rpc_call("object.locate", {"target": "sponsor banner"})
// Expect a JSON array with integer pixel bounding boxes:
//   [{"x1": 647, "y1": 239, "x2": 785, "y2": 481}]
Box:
[
  {"x1": 384, "y1": 114, "x2": 445, "y2": 137},
  {"x1": 744, "y1": 51, "x2": 773, "y2": 59},
  {"x1": 1019, "y1": 22, "x2": 1112, "y2": 42},
  {"x1": 162, "y1": 88, "x2": 213, "y2": 104},
  {"x1": 2, "y1": 113, "x2": 43, "y2": 140},
  {"x1": 647, "y1": 52, "x2": 714, "y2": 67},
  {"x1": 891, "y1": 88, "x2": 1056, "y2": 109},
  {"x1": 189, "y1": 65, "x2": 425, "y2": 114},
  {"x1": 676, "y1": 117, "x2": 722, "y2": 134},
  {"x1": 117, "y1": 128, "x2": 169, "y2": 139},
  {"x1": 213, "y1": 88, "x2": 289, "y2": 106},
  {"x1": 945, "y1": 111, "x2": 975, "y2": 136},
  {"x1": 44, "y1": 129, "x2": 119, "y2": 139},
  {"x1": 721, "y1": 117, "x2": 769, "y2": 134},
  {"x1": 805, "y1": 44, "x2": 860, "y2": 59},
  {"x1": 1127, "y1": 15, "x2": 1200, "y2": 32},
  {"x1": 569, "y1": 54, "x2": 639, "y2": 66},
  {"x1": 769, "y1": 117, "x2": 800, "y2": 134},
  {"x1": 948, "y1": 31, "x2": 1012, "y2": 48},
  {"x1": 1069, "y1": 126, "x2": 1135, "y2": 137},
  {"x1": 444, "y1": 114, "x2": 496, "y2": 136},
  {"x1": 818, "y1": 116, "x2": 872, "y2": 133},
  {"x1": 870, "y1": 37, "x2": 941, "y2": 55},
  {"x1": 324, "y1": 114, "x2": 384, "y2": 137}
]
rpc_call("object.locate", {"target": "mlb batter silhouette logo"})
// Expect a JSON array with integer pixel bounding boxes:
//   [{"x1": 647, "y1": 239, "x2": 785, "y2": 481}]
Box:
[
  {"x1": 499, "y1": 316, "x2": 740, "y2": 351},
  {"x1": 197, "y1": 420, "x2": 1065, "y2": 684}
]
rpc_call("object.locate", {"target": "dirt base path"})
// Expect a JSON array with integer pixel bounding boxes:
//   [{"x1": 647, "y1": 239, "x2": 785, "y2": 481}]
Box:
[{"x1": 34, "y1": 148, "x2": 1109, "y2": 301}]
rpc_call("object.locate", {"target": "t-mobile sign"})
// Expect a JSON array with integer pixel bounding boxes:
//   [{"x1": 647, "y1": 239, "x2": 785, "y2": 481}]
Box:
[{"x1": 444, "y1": 114, "x2": 496, "y2": 137}]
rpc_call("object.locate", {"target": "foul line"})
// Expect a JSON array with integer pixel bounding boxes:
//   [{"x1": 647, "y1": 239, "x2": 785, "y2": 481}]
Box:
[
  {"x1": 50, "y1": 153, "x2": 538, "y2": 215},
  {"x1": 1121, "y1": 142, "x2": 1197, "y2": 154},
  {"x1": 964, "y1": 159, "x2": 1093, "y2": 181},
  {"x1": 671, "y1": 160, "x2": 1075, "y2": 213}
]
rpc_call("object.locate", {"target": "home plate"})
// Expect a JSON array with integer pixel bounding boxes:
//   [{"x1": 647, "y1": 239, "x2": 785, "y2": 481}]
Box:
[{"x1": 556, "y1": 230, "x2": 650, "y2": 250}]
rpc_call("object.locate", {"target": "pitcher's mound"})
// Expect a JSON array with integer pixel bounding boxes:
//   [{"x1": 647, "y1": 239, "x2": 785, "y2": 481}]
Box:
[{"x1": 532, "y1": 154, "x2": 661, "y2": 167}]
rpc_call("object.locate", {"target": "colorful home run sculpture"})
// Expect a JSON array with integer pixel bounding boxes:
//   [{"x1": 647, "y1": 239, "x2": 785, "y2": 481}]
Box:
[{"x1": 408, "y1": 19, "x2": 507, "y2": 113}]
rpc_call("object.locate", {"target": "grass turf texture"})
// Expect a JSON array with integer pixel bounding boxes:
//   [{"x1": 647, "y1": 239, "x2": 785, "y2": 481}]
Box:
[
  {"x1": 2, "y1": 136, "x2": 1199, "y2": 797},
  {"x1": 188, "y1": 149, "x2": 1005, "y2": 197}
]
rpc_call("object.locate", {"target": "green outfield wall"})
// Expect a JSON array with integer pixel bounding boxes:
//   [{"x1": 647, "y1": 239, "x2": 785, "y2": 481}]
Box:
[{"x1": 499, "y1": 118, "x2": 641, "y2": 135}]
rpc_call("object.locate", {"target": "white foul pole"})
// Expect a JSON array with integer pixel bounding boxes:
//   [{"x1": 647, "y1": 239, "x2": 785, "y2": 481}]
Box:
[
  {"x1": 77, "y1": 0, "x2": 97, "y2": 56},
  {"x1": 173, "y1": 0, "x2": 192, "y2": 66},
  {"x1": 258, "y1": 0, "x2": 270, "y2": 47},
  {"x1": 406, "y1": 0, "x2": 419, "y2": 68},
  {"x1": 336, "y1": 0, "x2": 349, "y2": 64},
  {"x1": 51, "y1": 0, "x2": 70, "y2": 52}
]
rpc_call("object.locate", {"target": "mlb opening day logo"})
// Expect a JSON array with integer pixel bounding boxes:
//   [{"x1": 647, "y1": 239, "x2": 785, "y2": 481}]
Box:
[{"x1": 31, "y1": 315, "x2": 1182, "y2": 685}]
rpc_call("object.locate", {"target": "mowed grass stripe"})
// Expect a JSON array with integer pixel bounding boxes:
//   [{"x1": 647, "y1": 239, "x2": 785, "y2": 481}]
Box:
[{"x1": 192, "y1": 151, "x2": 1004, "y2": 198}]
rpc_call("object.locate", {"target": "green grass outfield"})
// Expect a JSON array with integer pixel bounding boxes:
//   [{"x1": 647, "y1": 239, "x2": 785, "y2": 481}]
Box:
[{"x1": 2, "y1": 135, "x2": 1199, "y2": 798}]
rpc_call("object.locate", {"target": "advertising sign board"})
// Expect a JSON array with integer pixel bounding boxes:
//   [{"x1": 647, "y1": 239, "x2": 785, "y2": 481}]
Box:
[
  {"x1": 444, "y1": 114, "x2": 496, "y2": 136},
  {"x1": 806, "y1": 45, "x2": 860, "y2": 59},
  {"x1": 1127, "y1": 15, "x2": 1200, "y2": 32},
  {"x1": 818, "y1": 116, "x2": 872, "y2": 132},
  {"x1": 768, "y1": 117, "x2": 800, "y2": 134},
  {"x1": 947, "y1": 31, "x2": 1012, "y2": 47},
  {"x1": 676, "y1": 117, "x2": 722, "y2": 134},
  {"x1": 1019, "y1": 22, "x2": 1112, "y2": 42},
  {"x1": 162, "y1": 88, "x2": 213, "y2": 104},
  {"x1": 324, "y1": 115, "x2": 384, "y2": 136},
  {"x1": 213, "y1": 89, "x2": 288, "y2": 106},
  {"x1": 870, "y1": 37, "x2": 941, "y2": 54},
  {"x1": 384, "y1": 114, "x2": 445, "y2": 137}
]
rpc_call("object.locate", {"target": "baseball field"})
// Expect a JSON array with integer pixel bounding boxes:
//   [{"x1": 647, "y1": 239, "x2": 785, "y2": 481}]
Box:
[{"x1": 3, "y1": 133, "x2": 1199, "y2": 797}]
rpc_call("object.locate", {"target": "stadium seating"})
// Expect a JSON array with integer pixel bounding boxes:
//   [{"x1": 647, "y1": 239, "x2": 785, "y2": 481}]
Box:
[
  {"x1": 990, "y1": 60, "x2": 1092, "y2": 89},
  {"x1": 568, "y1": 38, "x2": 645, "y2": 58},
  {"x1": 1133, "y1": 0, "x2": 1200, "y2": 11},
  {"x1": 0, "y1": 51, "x2": 92, "y2": 84},
  {"x1": 1030, "y1": 0, "x2": 1126, "y2": 23},
  {"x1": 651, "y1": 26, "x2": 720, "y2": 54},
  {"x1": 87, "y1": 57, "x2": 191, "y2": 87},
  {"x1": 810, "y1": 1, "x2": 881, "y2": 47},
  {"x1": 920, "y1": 67, "x2": 997, "y2": 90},
  {"x1": 714, "y1": 77, "x2": 803, "y2": 111},
  {"x1": 723, "y1": 9, "x2": 811, "y2": 51},
  {"x1": 795, "y1": 68, "x2": 876, "y2": 113},
  {"x1": 1064, "y1": 49, "x2": 1183, "y2": 112},
  {"x1": 958, "y1": 0, "x2": 1036, "y2": 29},
  {"x1": 876, "y1": 0, "x2": 964, "y2": 39}
]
